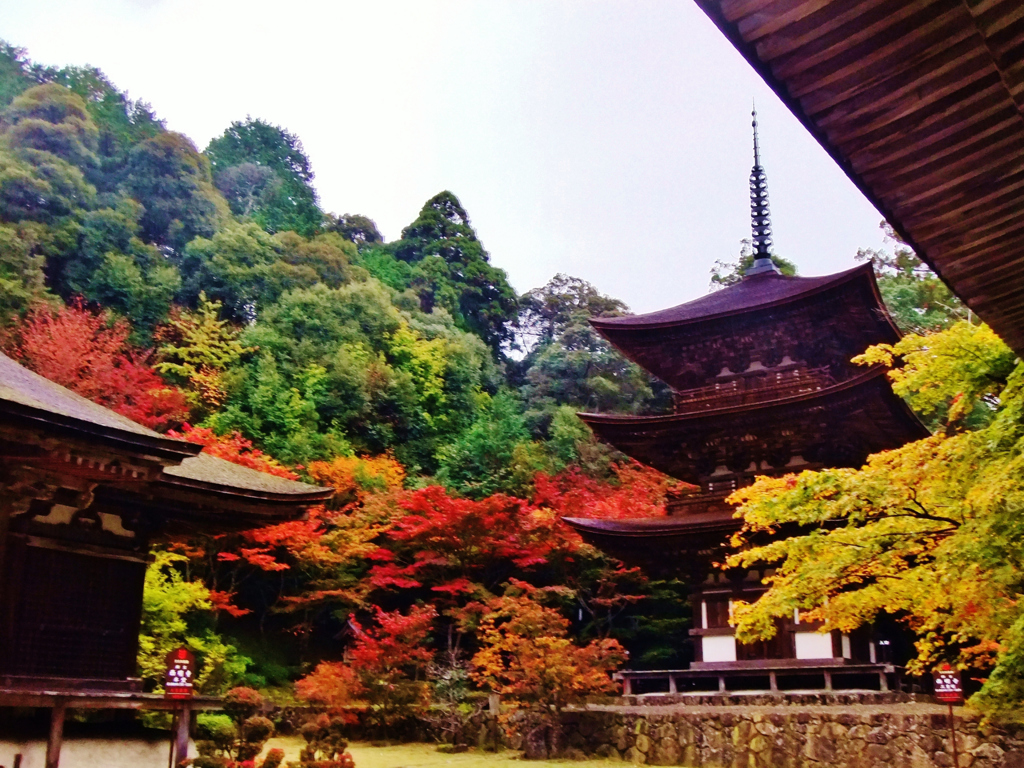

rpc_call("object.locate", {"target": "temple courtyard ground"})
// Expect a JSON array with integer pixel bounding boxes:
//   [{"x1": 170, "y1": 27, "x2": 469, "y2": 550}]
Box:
[{"x1": 341, "y1": 741, "x2": 621, "y2": 768}]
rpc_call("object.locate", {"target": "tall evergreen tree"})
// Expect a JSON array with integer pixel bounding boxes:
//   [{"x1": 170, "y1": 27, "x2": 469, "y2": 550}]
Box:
[
  {"x1": 205, "y1": 118, "x2": 322, "y2": 237},
  {"x1": 390, "y1": 191, "x2": 518, "y2": 353}
]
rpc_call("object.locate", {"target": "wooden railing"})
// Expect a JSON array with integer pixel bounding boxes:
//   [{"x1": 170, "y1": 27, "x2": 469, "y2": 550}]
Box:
[{"x1": 674, "y1": 367, "x2": 834, "y2": 413}]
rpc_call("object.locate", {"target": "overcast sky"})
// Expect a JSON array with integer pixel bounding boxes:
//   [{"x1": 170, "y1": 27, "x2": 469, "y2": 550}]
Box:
[{"x1": 2, "y1": 1, "x2": 892, "y2": 314}]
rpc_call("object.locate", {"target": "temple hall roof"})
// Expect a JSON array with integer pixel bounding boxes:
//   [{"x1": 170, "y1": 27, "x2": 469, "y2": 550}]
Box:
[
  {"x1": 0, "y1": 351, "x2": 329, "y2": 507},
  {"x1": 162, "y1": 453, "x2": 333, "y2": 503},
  {"x1": 0, "y1": 351, "x2": 200, "y2": 461}
]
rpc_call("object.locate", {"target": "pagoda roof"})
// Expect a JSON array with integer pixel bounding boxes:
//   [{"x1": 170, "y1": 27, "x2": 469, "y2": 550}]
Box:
[
  {"x1": 579, "y1": 366, "x2": 928, "y2": 484},
  {"x1": 563, "y1": 512, "x2": 740, "y2": 568},
  {"x1": 0, "y1": 351, "x2": 330, "y2": 518},
  {"x1": 591, "y1": 262, "x2": 890, "y2": 333},
  {"x1": 693, "y1": 0, "x2": 1024, "y2": 356},
  {"x1": 589, "y1": 263, "x2": 900, "y2": 390},
  {"x1": 564, "y1": 512, "x2": 737, "y2": 540}
]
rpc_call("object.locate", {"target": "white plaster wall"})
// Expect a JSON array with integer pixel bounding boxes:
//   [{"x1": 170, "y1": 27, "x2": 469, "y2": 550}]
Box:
[
  {"x1": 702, "y1": 635, "x2": 737, "y2": 663},
  {"x1": 0, "y1": 737, "x2": 187, "y2": 768},
  {"x1": 794, "y1": 631, "x2": 834, "y2": 659}
]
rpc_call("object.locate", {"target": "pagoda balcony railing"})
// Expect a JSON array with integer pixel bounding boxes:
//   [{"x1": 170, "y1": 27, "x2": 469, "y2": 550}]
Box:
[
  {"x1": 666, "y1": 490, "x2": 733, "y2": 517},
  {"x1": 673, "y1": 366, "x2": 835, "y2": 413}
]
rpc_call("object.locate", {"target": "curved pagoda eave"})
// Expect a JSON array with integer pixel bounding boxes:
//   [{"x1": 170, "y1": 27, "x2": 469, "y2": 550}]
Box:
[
  {"x1": 591, "y1": 263, "x2": 900, "y2": 391},
  {"x1": 578, "y1": 367, "x2": 928, "y2": 485},
  {"x1": 563, "y1": 514, "x2": 741, "y2": 572}
]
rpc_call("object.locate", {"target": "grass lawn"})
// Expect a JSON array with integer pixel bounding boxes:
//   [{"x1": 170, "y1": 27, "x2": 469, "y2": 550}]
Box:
[{"x1": 262, "y1": 738, "x2": 625, "y2": 767}]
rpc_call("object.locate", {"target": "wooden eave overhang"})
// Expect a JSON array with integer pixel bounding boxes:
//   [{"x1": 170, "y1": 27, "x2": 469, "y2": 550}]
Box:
[
  {"x1": 564, "y1": 512, "x2": 738, "y2": 540},
  {"x1": 0, "y1": 396, "x2": 201, "y2": 464},
  {"x1": 694, "y1": 0, "x2": 1024, "y2": 356},
  {"x1": 562, "y1": 511, "x2": 741, "y2": 563}
]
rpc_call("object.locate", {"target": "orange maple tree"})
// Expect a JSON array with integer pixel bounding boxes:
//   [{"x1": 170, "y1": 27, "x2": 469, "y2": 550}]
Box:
[{"x1": 471, "y1": 579, "x2": 626, "y2": 757}]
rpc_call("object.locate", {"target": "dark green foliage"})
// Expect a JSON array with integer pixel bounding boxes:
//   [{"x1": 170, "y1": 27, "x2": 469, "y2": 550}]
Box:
[
  {"x1": 0, "y1": 223, "x2": 49, "y2": 320},
  {"x1": 709, "y1": 242, "x2": 797, "y2": 288},
  {"x1": 0, "y1": 85, "x2": 99, "y2": 223},
  {"x1": 177, "y1": 221, "x2": 281, "y2": 323},
  {"x1": 121, "y1": 131, "x2": 224, "y2": 251},
  {"x1": 0, "y1": 44, "x2": 163, "y2": 180},
  {"x1": 516, "y1": 273, "x2": 627, "y2": 349},
  {"x1": 388, "y1": 191, "x2": 518, "y2": 353},
  {"x1": 0, "y1": 146, "x2": 96, "y2": 223},
  {"x1": 327, "y1": 212, "x2": 383, "y2": 245},
  {"x1": 355, "y1": 244, "x2": 415, "y2": 292},
  {"x1": 211, "y1": 279, "x2": 495, "y2": 468},
  {"x1": 857, "y1": 223, "x2": 965, "y2": 334},
  {"x1": 620, "y1": 579, "x2": 693, "y2": 670},
  {"x1": 206, "y1": 117, "x2": 322, "y2": 237},
  {"x1": 435, "y1": 390, "x2": 550, "y2": 498},
  {"x1": 48, "y1": 66, "x2": 164, "y2": 190},
  {"x1": 3, "y1": 83, "x2": 99, "y2": 171},
  {"x1": 0, "y1": 43, "x2": 35, "y2": 108},
  {"x1": 511, "y1": 274, "x2": 670, "y2": 444}
]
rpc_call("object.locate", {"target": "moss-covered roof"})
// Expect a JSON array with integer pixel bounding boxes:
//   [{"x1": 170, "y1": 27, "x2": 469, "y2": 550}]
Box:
[
  {"x1": 0, "y1": 351, "x2": 329, "y2": 503},
  {"x1": 0, "y1": 351, "x2": 198, "y2": 459},
  {"x1": 162, "y1": 453, "x2": 332, "y2": 501}
]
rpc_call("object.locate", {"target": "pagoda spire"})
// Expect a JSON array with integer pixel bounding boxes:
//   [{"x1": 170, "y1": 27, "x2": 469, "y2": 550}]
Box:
[{"x1": 746, "y1": 105, "x2": 780, "y2": 276}]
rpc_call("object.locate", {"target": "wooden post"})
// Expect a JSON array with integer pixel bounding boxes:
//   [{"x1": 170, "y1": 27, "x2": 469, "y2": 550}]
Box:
[
  {"x1": 879, "y1": 670, "x2": 889, "y2": 692},
  {"x1": 718, "y1": 675, "x2": 726, "y2": 693},
  {"x1": 668, "y1": 674, "x2": 677, "y2": 694},
  {"x1": 46, "y1": 701, "x2": 66, "y2": 768},
  {"x1": 621, "y1": 676, "x2": 631, "y2": 696},
  {"x1": 171, "y1": 703, "x2": 190, "y2": 767},
  {"x1": 0, "y1": 498, "x2": 12, "y2": 608},
  {"x1": 823, "y1": 671, "x2": 832, "y2": 692},
  {"x1": 769, "y1": 672, "x2": 778, "y2": 692}
]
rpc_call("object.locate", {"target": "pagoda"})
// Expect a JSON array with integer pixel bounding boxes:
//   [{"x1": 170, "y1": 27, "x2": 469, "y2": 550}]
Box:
[{"x1": 565, "y1": 112, "x2": 928, "y2": 692}]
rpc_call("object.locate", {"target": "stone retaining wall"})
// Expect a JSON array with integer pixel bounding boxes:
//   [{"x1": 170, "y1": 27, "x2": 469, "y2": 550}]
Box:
[{"x1": 556, "y1": 706, "x2": 1024, "y2": 767}]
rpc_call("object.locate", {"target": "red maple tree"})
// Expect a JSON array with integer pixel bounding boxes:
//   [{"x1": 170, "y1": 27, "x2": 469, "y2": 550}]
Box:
[
  {"x1": 7, "y1": 300, "x2": 188, "y2": 430},
  {"x1": 296, "y1": 605, "x2": 437, "y2": 737},
  {"x1": 532, "y1": 461, "x2": 679, "y2": 520},
  {"x1": 366, "y1": 486, "x2": 577, "y2": 599},
  {"x1": 167, "y1": 423, "x2": 299, "y2": 479}
]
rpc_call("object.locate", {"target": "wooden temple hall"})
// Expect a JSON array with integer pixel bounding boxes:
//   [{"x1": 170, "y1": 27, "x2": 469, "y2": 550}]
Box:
[
  {"x1": 0, "y1": 351, "x2": 331, "y2": 766},
  {"x1": 565, "y1": 113, "x2": 929, "y2": 695}
]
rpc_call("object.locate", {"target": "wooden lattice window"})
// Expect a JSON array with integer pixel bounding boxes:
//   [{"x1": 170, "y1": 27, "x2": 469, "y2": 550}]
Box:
[{"x1": 1, "y1": 539, "x2": 146, "y2": 682}]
